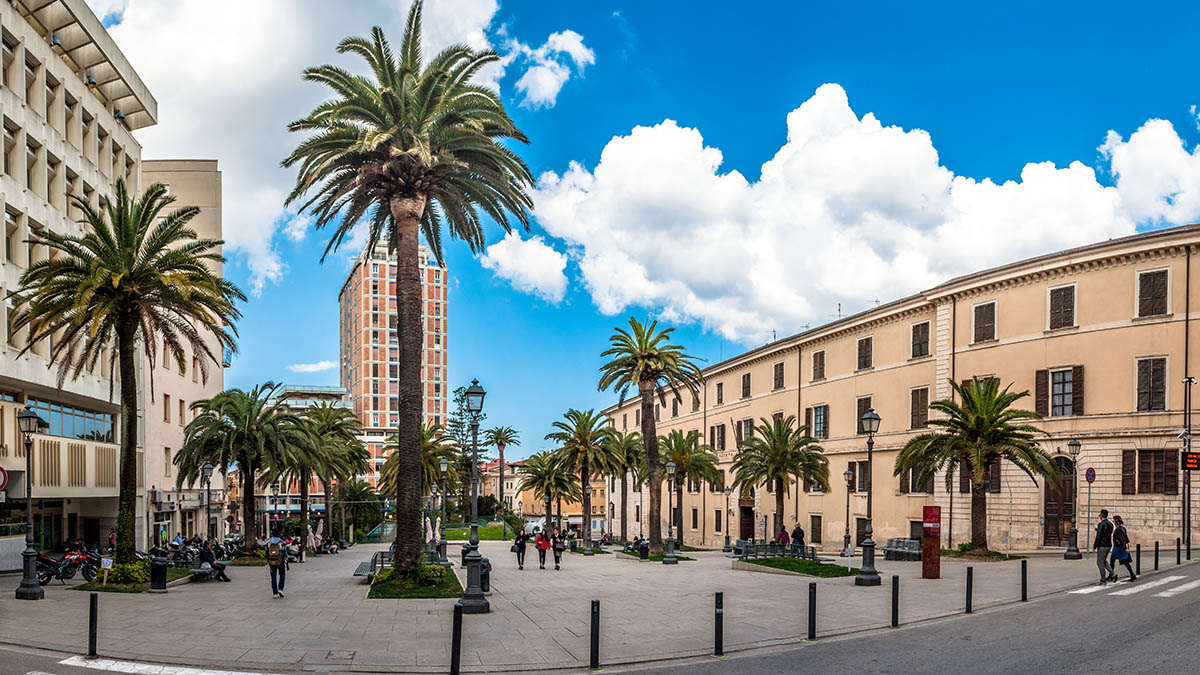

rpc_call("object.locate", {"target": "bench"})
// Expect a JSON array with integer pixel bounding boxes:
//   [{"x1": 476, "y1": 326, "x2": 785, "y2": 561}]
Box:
[
  {"x1": 882, "y1": 538, "x2": 921, "y2": 561},
  {"x1": 353, "y1": 551, "x2": 394, "y2": 582},
  {"x1": 190, "y1": 566, "x2": 219, "y2": 582}
]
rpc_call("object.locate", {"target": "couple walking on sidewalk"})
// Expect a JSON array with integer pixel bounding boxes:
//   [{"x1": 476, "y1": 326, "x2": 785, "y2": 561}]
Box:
[{"x1": 1094, "y1": 509, "x2": 1136, "y2": 585}]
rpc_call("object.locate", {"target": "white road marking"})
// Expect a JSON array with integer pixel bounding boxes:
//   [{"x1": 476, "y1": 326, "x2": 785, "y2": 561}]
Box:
[
  {"x1": 1153, "y1": 578, "x2": 1200, "y2": 598},
  {"x1": 58, "y1": 656, "x2": 280, "y2": 674},
  {"x1": 1068, "y1": 584, "x2": 1113, "y2": 594},
  {"x1": 1107, "y1": 575, "x2": 1186, "y2": 596}
]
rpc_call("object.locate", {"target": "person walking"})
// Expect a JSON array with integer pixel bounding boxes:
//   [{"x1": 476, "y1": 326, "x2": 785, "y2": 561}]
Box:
[
  {"x1": 107, "y1": 528, "x2": 116, "y2": 553},
  {"x1": 551, "y1": 529, "x2": 565, "y2": 570},
  {"x1": 776, "y1": 527, "x2": 790, "y2": 546},
  {"x1": 514, "y1": 529, "x2": 531, "y2": 570},
  {"x1": 266, "y1": 528, "x2": 290, "y2": 598},
  {"x1": 791, "y1": 522, "x2": 806, "y2": 555},
  {"x1": 536, "y1": 530, "x2": 550, "y2": 569},
  {"x1": 1093, "y1": 509, "x2": 1114, "y2": 585},
  {"x1": 1110, "y1": 515, "x2": 1136, "y2": 583},
  {"x1": 199, "y1": 541, "x2": 231, "y2": 582}
]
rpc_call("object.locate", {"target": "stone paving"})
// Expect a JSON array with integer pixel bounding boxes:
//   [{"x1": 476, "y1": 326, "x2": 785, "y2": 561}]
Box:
[{"x1": 0, "y1": 541, "x2": 1193, "y2": 673}]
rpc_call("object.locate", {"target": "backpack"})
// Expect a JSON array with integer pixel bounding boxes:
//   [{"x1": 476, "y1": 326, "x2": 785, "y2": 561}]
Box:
[{"x1": 267, "y1": 541, "x2": 283, "y2": 566}]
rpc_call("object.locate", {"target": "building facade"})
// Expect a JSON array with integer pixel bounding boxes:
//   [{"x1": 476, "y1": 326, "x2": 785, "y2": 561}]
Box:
[
  {"x1": 516, "y1": 472, "x2": 608, "y2": 536},
  {"x1": 338, "y1": 241, "x2": 448, "y2": 487},
  {"x1": 606, "y1": 225, "x2": 1200, "y2": 552}
]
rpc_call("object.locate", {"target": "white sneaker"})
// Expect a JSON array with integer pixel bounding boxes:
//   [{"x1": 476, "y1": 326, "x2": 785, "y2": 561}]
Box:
[
  {"x1": 278, "y1": 590, "x2": 285, "y2": 598},
  {"x1": 273, "y1": 593, "x2": 279, "y2": 598}
]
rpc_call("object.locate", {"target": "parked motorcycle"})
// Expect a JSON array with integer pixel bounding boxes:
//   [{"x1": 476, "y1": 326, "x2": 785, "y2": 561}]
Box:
[{"x1": 36, "y1": 553, "x2": 82, "y2": 585}]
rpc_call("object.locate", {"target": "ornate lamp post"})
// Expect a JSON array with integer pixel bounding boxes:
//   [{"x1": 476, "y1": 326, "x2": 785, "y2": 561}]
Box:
[
  {"x1": 439, "y1": 457, "x2": 450, "y2": 565},
  {"x1": 723, "y1": 486, "x2": 733, "y2": 551},
  {"x1": 15, "y1": 406, "x2": 45, "y2": 600},
  {"x1": 1064, "y1": 439, "x2": 1082, "y2": 560},
  {"x1": 664, "y1": 461, "x2": 678, "y2": 564},
  {"x1": 201, "y1": 463, "x2": 214, "y2": 541},
  {"x1": 855, "y1": 409, "x2": 881, "y2": 586},
  {"x1": 583, "y1": 484, "x2": 594, "y2": 556},
  {"x1": 460, "y1": 379, "x2": 489, "y2": 613},
  {"x1": 842, "y1": 466, "x2": 855, "y2": 558}
]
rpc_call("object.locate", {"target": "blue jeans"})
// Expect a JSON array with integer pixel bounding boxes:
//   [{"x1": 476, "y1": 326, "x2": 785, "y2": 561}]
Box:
[{"x1": 270, "y1": 564, "x2": 286, "y2": 594}]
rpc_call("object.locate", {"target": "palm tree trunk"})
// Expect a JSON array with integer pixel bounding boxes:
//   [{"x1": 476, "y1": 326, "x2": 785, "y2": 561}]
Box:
[
  {"x1": 775, "y1": 477, "x2": 786, "y2": 538},
  {"x1": 581, "y1": 461, "x2": 591, "y2": 547},
  {"x1": 390, "y1": 197, "x2": 427, "y2": 572},
  {"x1": 556, "y1": 497, "x2": 562, "y2": 534},
  {"x1": 242, "y1": 457, "x2": 258, "y2": 555},
  {"x1": 619, "y1": 474, "x2": 628, "y2": 542},
  {"x1": 639, "y1": 381, "x2": 662, "y2": 554},
  {"x1": 114, "y1": 324, "x2": 138, "y2": 564},
  {"x1": 544, "y1": 494, "x2": 552, "y2": 532},
  {"x1": 498, "y1": 442, "x2": 505, "y2": 514},
  {"x1": 299, "y1": 475, "x2": 310, "y2": 557},
  {"x1": 322, "y1": 474, "x2": 333, "y2": 539},
  {"x1": 971, "y1": 482, "x2": 988, "y2": 550}
]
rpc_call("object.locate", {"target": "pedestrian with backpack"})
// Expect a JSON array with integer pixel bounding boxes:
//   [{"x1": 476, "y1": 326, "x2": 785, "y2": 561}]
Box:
[{"x1": 267, "y1": 528, "x2": 289, "y2": 598}]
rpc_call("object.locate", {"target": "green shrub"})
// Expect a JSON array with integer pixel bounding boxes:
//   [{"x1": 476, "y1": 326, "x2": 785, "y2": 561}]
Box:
[
  {"x1": 957, "y1": 542, "x2": 974, "y2": 553},
  {"x1": 408, "y1": 564, "x2": 446, "y2": 586},
  {"x1": 373, "y1": 568, "x2": 394, "y2": 584},
  {"x1": 108, "y1": 560, "x2": 150, "y2": 584}
]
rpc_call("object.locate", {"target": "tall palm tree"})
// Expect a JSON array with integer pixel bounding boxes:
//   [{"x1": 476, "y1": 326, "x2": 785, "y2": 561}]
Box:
[
  {"x1": 283, "y1": 1, "x2": 533, "y2": 571},
  {"x1": 342, "y1": 480, "x2": 382, "y2": 540},
  {"x1": 896, "y1": 378, "x2": 1059, "y2": 551},
  {"x1": 483, "y1": 427, "x2": 520, "y2": 514},
  {"x1": 546, "y1": 409, "x2": 617, "y2": 549},
  {"x1": 380, "y1": 424, "x2": 460, "y2": 498},
  {"x1": 259, "y1": 419, "x2": 325, "y2": 555},
  {"x1": 517, "y1": 452, "x2": 581, "y2": 533},
  {"x1": 732, "y1": 415, "x2": 830, "y2": 538},
  {"x1": 301, "y1": 402, "x2": 365, "y2": 542},
  {"x1": 604, "y1": 430, "x2": 644, "y2": 543},
  {"x1": 659, "y1": 430, "x2": 722, "y2": 546},
  {"x1": 598, "y1": 317, "x2": 702, "y2": 554},
  {"x1": 175, "y1": 384, "x2": 300, "y2": 555},
  {"x1": 8, "y1": 179, "x2": 243, "y2": 563}
]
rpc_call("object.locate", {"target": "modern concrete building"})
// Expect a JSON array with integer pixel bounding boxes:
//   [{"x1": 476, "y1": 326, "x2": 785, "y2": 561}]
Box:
[
  {"x1": 338, "y1": 241, "x2": 448, "y2": 487},
  {"x1": 606, "y1": 224, "x2": 1200, "y2": 552}
]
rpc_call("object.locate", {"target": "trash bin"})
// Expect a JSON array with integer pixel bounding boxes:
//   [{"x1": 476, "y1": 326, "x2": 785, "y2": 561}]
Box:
[
  {"x1": 480, "y1": 557, "x2": 491, "y2": 592},
  {"x1": 461, "y1": 543, "x2": 471, "y2": 566},
  {"x1": 639, "y1": 543, "x2": 649, "y2": 560},
  {"x1": 570, "y1": 540, "x2": 577, "y2": 553},
  {"x1": 149, "y1": 554, "x2": 169, "y2": 592}
]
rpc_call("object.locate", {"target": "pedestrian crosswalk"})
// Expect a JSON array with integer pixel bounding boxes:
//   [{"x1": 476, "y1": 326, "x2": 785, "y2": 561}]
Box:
[{"x1": 1068, "y1": 574, "x2": 1194, "y2": 597}]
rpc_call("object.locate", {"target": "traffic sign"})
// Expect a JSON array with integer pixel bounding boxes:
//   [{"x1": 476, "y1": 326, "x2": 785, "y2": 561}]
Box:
[
  {"x1": 1184, "y1": 453, "x2": 1200, "y2": 471},
  {"x1": 1085, "y1": 467, "x2": 1096, "y2": 484},
  {"x1": 0, "y1": 466, "x2": 7, "y2": 491}
]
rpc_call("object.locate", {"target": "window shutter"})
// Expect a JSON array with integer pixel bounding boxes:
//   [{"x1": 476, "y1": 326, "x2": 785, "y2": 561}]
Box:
[
  {"x1": 899, "y1": 469, "x2": 910, "y2": 493},
  {"x1": 1165, "y1": 449, "x2": 1179, "y2": 495},
  {"x1": 803, "y1": 477, "x2": 811, "y2": 493},
  {"x1": 1122, "y1": 450, "x2": 1136, "y2": 495},
  {"x1": 1072, "y1": 365, "x2": 1084, "y2": 416},
  {"x1": 987, "y1": 460, "x2": 1001, "y2": 493},
  {"x1": 1139, "y1": 270, "x2": 1168, "y2": 317},
  {"x1": 1136, "y1": 360, "x2": 1151, "y2": 412},
  {"x1": 959, "y1": 463, "x2": 971, "y2": 493},
  {"x1": 824, "y1": 406, "x2": 830, "y2": 440},
  {"x1": 1150, "y1": 359, "x2": 1166, "y2": 411},
  {"x1": 805, "y1": 407, "x2": 812, "y2": 434},
  {"x1": 1035, "y1": 369, "x2": 1049, "y2": 417},
  {"x1": 1138, "y1": 450, "x2": 1151, "y2": 494},
  {"x1": 910, "y1": 389, "x2": 920, "y2": 429}
]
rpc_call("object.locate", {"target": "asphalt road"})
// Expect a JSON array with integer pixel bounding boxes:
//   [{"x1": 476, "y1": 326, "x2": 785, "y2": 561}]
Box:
[{"x1": 619, "y1": 574, "x2": 1200, "y2": 674}]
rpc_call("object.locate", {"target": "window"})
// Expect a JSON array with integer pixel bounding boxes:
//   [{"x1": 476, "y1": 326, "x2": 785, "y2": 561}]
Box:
[
  {"x1": 1048, "y1": 285, "x2": 1076, "y2": 330},
  {"x1": 1137, "y1": 269, "x2": 1169, "y2": 317},
  {"x1": 849, "y1": 460, "x2": 869, "y2": 492},
  {"x1": 692, "y1": 397, "x2": 700, "y2": 412},
  {"x1": 671, "y1": 397, "x2": 678, "y2": 417},
  {"x1": 857, "y1": 336, "x2": 873, "y2": 370},
  {"x1": 714, "y1": 509, "x2": 722, "y2": 533},
  {"x1": 161, "y1": 340, "x2": 169, "y2": 368},
  {"x1": 856, "y1": 396, "x2": 872, "y2": 434},
  {"x1": 716, "y1": 382, "x2": 723, "y2": 405},
  {"x1": 191, "y1": 356, "x2": 198, "y2": 383},
  {"x1": 710, "y1": 424, "x2": 727, "y2": 451},
  {"x1": 812, "y1": 350, "x2": 825, "y2": 381},
  {"x1": 741, "y1": 373, "x2": 751, "y2": 399},
  {"x1": 742, "y1": 417, "x2": 754, "y2": 441},
  {"x1": 163, "y1": 394, "x2": 171, "y2": 423},
  {"x1": 973, "y1": 301, "x2": 996, "y2": 343},
  {"x1": 805, "y1": 405, "x2": 828, "y2": 440},
  {"x1": 691, "y1": 508, "x2": 698, "y2": 529},
  {"x1": 1129, "y1": 449, "x2": 1178, "y2": 495},
  {"x1": 810, "y1": 515, "x2": 822, "y2": 544},
  {"x1": 773, "y1": 362, "x2": 785, "y2": 390},
  {"x1": 635, "y1": 505, "x2": 640, "y2": 522},
  {"x1": 164, "y1": 448, "x2": 171, "y2": 477},
  {"x1": 178, "y1": 399, "x2": 184, "y2": 426},
  {"x1": 1136, "y1": 358, "x2": 1166, "y2": 412},
  {"x1": 899, "y1": 463, "x2": 933, "y2": 493},
  {"x1": 910, "y1": 521, "x2": 924, "y2": 540},
  {"x1": 1050, "y1": 369, "x2": 1074, "y2": 417},
  {"x1": 911, "y1": 322, "x2": 930, "y2": 358},
  {"x1": 635, "y1": 409, "x2": 640, "y2": 426},
  {"x1": 622, "y1": 414, "x2": 627, "y2": 431},
  {"x1": 910, "y1": 387, "x2": 929, "y2": 429},
  {"x1": 655, "y1": 404, "x2": 660, "y2": 422}
]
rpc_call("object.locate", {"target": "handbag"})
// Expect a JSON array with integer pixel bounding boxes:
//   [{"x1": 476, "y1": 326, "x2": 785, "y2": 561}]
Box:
[{"x1": 510, "y1": 544, "x2": 519, "y2": 553}]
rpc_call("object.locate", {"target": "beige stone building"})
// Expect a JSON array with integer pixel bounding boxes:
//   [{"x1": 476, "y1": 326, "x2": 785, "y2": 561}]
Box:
[{"x1": 605, "y1": 224, "x2": 1200, "y2": 552}]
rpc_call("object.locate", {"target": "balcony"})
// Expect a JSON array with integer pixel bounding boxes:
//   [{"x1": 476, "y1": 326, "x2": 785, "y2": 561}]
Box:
[{"x1": 0, "y1": 432, "x2": 120, "y2": 499}]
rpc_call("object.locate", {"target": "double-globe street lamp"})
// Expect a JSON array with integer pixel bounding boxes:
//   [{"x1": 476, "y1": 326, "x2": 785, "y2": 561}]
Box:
[
  {"x1": 460, "y1": 379, "x2": 490, "y2": 614},
  {"x1": 841, "y1": 466, "x2": 855, "y2": 558},
  {"x1": 439, "y1": 457, "x2": 450, "y2": 565},
  {"x1": 15, "y1": 406, "x2": 46, "y2": 600},
  {"x1": 854, "y1": 408, "x2": 882, "y2": 587},
  {"x1": 663, "y1": 461, "x2": 678, "y2": 565},
  {"x1": 1064, "y1": 438, "x2": 1083, "y2": 560}
]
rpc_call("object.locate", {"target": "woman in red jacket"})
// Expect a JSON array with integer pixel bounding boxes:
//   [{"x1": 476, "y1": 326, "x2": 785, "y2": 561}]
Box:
[{"x1": 535, "y1": 530, "x2": 551, "y2": 569}]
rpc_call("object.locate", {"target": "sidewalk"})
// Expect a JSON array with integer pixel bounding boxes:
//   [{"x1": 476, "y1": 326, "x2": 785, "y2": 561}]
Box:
[{"x1": 0, "y1": 541, "x2": 1191, "y2": 673}]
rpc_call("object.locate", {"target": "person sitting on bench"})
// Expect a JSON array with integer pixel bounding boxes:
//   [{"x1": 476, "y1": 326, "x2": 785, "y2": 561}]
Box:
[{"x1": 199, "y1": 541, "x2": 231, "y2": 582}]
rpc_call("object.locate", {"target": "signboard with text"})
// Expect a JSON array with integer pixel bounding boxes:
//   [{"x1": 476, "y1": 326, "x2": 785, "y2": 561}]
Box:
[
  {"x1": 922, "y1": 505, "x2": 941, "y2": 579},
  {"x1": 1184, "y1": 453, "x2": 1200, "y2": 471}
]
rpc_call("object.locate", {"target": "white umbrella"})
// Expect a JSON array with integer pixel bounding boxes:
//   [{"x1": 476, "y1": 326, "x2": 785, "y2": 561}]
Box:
[
  {"x1": 434, "y1": 517, "x2": 441, "y2": 545},
  {"x1": 306, "y1": 523, "x2": 317, "y2": 550},
  {"x1": 425, "y1": 516, "x2": 434, "y2": 545}
]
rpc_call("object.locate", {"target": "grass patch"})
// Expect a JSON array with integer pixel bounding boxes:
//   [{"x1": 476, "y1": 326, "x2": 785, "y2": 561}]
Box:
[
  {"x1": 445, "y1": 526, "x2": 509, "y2": 541},
  {"x1": 747, "y1": 557, "x2": 859, "y2": 577},
  {"x1": 70, "y1": 568, "x2": 192, "y2": 593},
  {"x1": 569, "y1": 547, "x2": 611, "y2": 555},
  {"x1": 228, "y1": 557, "x2": 268, "y2": 567},
  {"x1": 679, "y1": 545, "x2": 705, "y2": 552},
  {"x1": 646, "y1": 553, "x2": 693, "y2": 562},
  {"x1": 368, "y1": 566, "x2": 463, "y2": 599},
  {"x1": 940, "y1": 548, "x2": 1025, "y2": 561}
]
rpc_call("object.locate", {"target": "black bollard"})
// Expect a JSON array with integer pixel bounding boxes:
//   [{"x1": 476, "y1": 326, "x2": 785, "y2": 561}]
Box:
[
  {"x1": 590, "y1": 599, "x2": 600, "y2": 669},
  {"x1": 88, "y1": 592, "x2": 98, "y2": 658},
  {"x1": 714, "y1": 592, "x2": 724, "y2": 656},
  {"x1": 807, "y1": 582, "x2": 816, "y2": 640},
  {"x1": 966, "y1": 566, "x2": 974, "y2": 614},
  {"x1": 1155, "y1": 541, "x2": 1160, "y2": 571},
  {"x1": 450, "y1": 603, "x2": 463, "y2": 675},
  {"x1": 1021, "y1": 559, "x2": 1027, "y2": 602},
  {"x1": 891, "y1": 575, "x2": 899, "y2": 628},
  {"x1": 1178, "y1": 537, "x2": 1182, "y2": 565},
  {"x1": 1136, "y1": 544, "x2": 1142, "y2": 575}
]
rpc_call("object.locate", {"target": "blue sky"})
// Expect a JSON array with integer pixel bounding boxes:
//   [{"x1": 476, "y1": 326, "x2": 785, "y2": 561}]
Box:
[{"x1": 97, "y1": 1, "x2": 1200, "y2": 461}]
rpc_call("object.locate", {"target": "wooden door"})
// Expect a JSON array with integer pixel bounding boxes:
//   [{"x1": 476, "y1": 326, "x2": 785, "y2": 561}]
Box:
[
  {"x1": 1044, "y1": 457, "x2": 1075, "y2": 546},
  {"x1": 739, "y1": 506, "x2": 755, "y2": 541}
]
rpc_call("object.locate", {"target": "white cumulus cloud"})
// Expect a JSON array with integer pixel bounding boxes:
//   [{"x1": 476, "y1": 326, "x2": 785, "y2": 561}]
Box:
[
  {"x1": 287, "y1": 360, "x2": 335, "y2": 373},
  {"x1": 531, "y1": 84, "x2": 1200, "y2": 343},
  {"x1": 480, "y1": 232, "x2": 568, "y2": 303},
  {"x1": 510, "y1": 30, "x2": 595, "y2": 108}
]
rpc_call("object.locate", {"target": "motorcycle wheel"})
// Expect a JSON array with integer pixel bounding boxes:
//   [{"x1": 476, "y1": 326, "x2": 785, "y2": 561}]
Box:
[
  {"x1": 37, "y1": 569, "x2": 53, "y2": 585},
  {"x1": 61, "y1": 564, "x2": 78, "y2": 580},
  {"x1": 82, "y1": 564, "x2": 97, "y2": 582}
]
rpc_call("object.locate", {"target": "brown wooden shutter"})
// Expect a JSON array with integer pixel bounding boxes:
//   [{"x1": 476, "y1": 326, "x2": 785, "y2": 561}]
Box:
[
  {"x1": 1035, "y1": 369, "x2": 1049, "y2": 417},
  {"x1": 1165, "y1": 449, "x2": 1179, "y2": 495},
  {"x1": 1122, "y1": 450, "x2": 1136, "y2": 495},
  {"x1": 824, "y1": 406, "x2": 830, "y2": 440},
  {"x1": 974, "y1": 303, "x2": 995, "y2": 342},
  {"x1": 1138, "y1": 451, "x2": 1151, "y2": 494},
  {"x1": 1072, "y1": 365, "x2": 1084, "y2": 416},
  {"x1": 1139, "y1": 270, "x2": 1168, "y2": 317},
  {"x1": 1150, "y1": 359, "x2": 1166, "y2": 411},
  {"x1": 805, "y1": 407, "x2": 812, "y2": 434},
  {"x1": 811, "y1": 516, "x2": 822, "y2": 543},
  {"x1": 987, "y1": 460, "x2": 1001, "y2": 493},
  {"x1": 803, "y1": 477, "x2": 811, "y2": 493},
  {"x1": 1136, "y1": 360, "x2": 1151, "y2": 412},
  {"x1": 959, "y1": 463, "x2": 971, "y2": 493}
]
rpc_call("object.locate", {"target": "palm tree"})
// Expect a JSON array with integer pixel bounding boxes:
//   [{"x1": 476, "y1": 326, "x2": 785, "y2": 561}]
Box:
[
  {"x1": 283, "y1": 1, "x2": 534, "y2": 571},
  {"x1": 8, "y1": 180, "x2": 243, "y2": 564},
  {"x1": 302, "y1": 402, "x2": 365, "y2": 542},
  {"x1": 174, "y1": 384, "x2": 300, "y2": 555},
  {"x1": 259, "y1": 420, "x2": 325, "y2": 556},
  {"x1": 517, "y1": 452, "x2": 581, "y2": 533},
  {"x1": 895, "y1": 378, "x2": 1059, "y2": 551},
  {"x1": 659, "y1": 430, "x2": 722, "y2": 546},
  {"x1": 732, "y1": 415, "x2": 830, "y2": 539},
  {"x1": 604, "y1": 430, "x2": 644, "y2": 543},
  {"x1": 483, "y1": 427, "x2": 520, "y2": 514},
  {"x1": 342, "y1": 480, "x2": 382, "y2": 540},
  {"x1": 546, "y1": 409, "x2": 617, "y2": 549},
  {"x1": 380, "y1": 424, "x2": 461, "y2": 498},
  {"x1": 598, "y1": 317, "x2": 702, "y2": 554}
]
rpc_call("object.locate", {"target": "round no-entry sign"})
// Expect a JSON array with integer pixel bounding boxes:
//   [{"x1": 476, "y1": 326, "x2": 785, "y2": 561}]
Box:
[
  {"x1": 0, "y1": 465, "x2": 7, "y2": 492},
  {"x1": 1085, "y1": 467, "x2": 1096, "y2": 484}
]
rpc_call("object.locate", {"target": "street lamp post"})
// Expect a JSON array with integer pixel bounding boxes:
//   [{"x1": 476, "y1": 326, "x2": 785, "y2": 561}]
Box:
[
  {"x1": 269, "y1": 483, "x2": 280, "y2": 537},
  {"x1": 201, "y1": 463, "x2": 214, "y2": 541},
  {"x1": 855, "y1": 409, "x2": 881, "y2": 586},
  {"x1": 583, "y1": 484, "x2": 594, "y2": 556},
  {"x1": 15, "y1": 406, "x2": 46, "y2": 600},
  {"x1": 842, "y1": 467, "x2": 855, "y2": 558},
  {"x1": 723, "y1": 486, "x2": 733, "y2": 551},
  {"x1": 439, "y1": 457, "x2": 450, "y2": 565},
  {"x1": 460, "y1": 379, "x2": 489, "y2": 613},
  {"x1": 664, "y1": 461, "x2": 678, "y2": 564},
  {"x1": 1064, "y1": 439, "x2": 1082, "y2": 560}
]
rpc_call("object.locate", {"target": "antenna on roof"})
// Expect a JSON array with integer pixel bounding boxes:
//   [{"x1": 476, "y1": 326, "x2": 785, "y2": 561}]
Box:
[
  {"x1": 874, "y1": 299, "x2": 880, "y2": 307},
  {"x1": 837, "y1": 303, "x2": 842, "y2": 319},
  {"x1": 772, "y1": 329, "x2": 777, "y2": 342}
]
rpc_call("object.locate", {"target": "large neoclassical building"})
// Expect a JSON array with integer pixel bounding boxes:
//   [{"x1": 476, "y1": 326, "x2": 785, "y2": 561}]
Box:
[{"x1": 604, "y1": 223, "x2": 1199, "y2": 551}]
